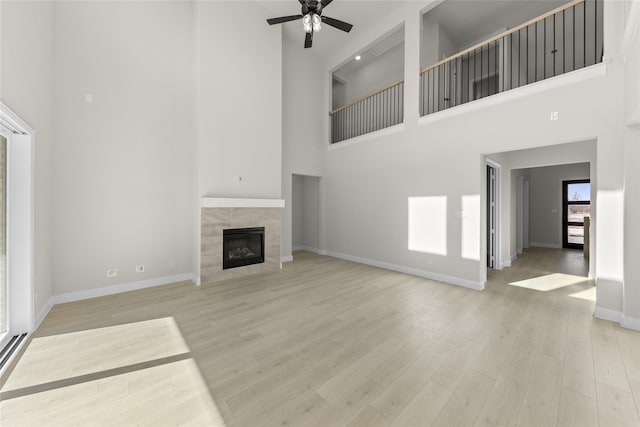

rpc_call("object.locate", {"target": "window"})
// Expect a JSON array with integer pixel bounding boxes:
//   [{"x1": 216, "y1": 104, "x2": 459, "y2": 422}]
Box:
[{"x1": 563, "y1": 180, "x2": 590, "y2": 249}]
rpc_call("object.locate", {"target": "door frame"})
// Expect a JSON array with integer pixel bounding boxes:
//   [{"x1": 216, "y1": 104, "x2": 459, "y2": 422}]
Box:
[
  {"x1": 486, "y1": 159, "x2": 501, "y2": 270},
  {"x1": 0, "y1": 102, "x2": 35, "y2": 358},
  {"x1": 562, "y1": 178, "x2": 590, "y2": 249}
]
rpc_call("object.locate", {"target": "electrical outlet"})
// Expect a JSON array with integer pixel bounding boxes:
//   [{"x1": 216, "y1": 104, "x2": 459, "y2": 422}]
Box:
[
  {"x1": 169, "y1": 260, "x2": 176, "y2": 268},
  {"x1": 136, "y1": 265, "x2": 145, "y2": 273},
  {"x1": 106, "y1": 269, "x2": 117, "y2": 278}
]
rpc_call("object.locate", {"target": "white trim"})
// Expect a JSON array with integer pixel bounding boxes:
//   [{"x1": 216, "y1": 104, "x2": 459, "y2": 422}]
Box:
[
  {"x1": 419, "y1": 63, "x2": 608, "y2": 126},
  {"x1": 0, "y1": 103, "x2": 35, "y2": 135},
  {"x1": 51, "y1": 273, "x2": 194, "y2": 305},
  {"x1": 292, "y1": 245, "x2": 320, "y2": 254},
  {"x1": 621, "y1": 315, "x2": 640, "y2": 332},
  {"x1": 501, "y1": 253, "x2": 517, "y2": 269},
  {"x1": 0, "y1": 103, "x2": 35, "y2": 340},
  {"x1": 190, "y1": 273, "x2": 200, "y2": 286},
  {"x1": 34, "y1": 298, "x2": 53, "y2": 331},
  {"x1": 327, "y1": 123, "x2": 405, "y2": 151},
  {"x1": 201, "y1": 198, "x2": 284, "y2": 208},
  {"x1": 594, "y1": 307, "x2": 640, "y2": 332},
  {"x1": 323, "y1": 250, "x2": 485, "y2": 291},
  {"x1": 281, "y1": 255, "x2": 293, "y2": 263},
  {"x1": 594, "y1": 306, "x2": 622, "y2": 323},
  {"x1": 529, "y1": 242, "x2": 563, "y2": 249}
]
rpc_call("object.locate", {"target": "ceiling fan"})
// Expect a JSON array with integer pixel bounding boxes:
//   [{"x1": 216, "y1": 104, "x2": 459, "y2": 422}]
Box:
[{"x1": 266, "y1": 0, "x2": 353, "y2": 48}]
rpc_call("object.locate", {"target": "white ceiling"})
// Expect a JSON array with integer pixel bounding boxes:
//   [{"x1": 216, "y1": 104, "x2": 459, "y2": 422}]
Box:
[
  {"x1": 258, "y1": 0, "x2": 571, "y2": 61},
  {"x1": 425, "y1": 0, "x2": 570, "y2": 50}
]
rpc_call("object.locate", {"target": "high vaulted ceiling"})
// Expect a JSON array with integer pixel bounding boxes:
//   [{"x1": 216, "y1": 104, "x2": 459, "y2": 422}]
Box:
[
  {"x1": 258, "y1": 0, "x2": 409, "y2": 58},
  {"x1": 259, "y1": 0, "x2": 571, "y2": 60}
]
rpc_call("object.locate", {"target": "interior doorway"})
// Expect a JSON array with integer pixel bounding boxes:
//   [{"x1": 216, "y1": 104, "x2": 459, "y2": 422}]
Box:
[{"x1": 292, "y1": 174, "x2": 321, "y2": 255}]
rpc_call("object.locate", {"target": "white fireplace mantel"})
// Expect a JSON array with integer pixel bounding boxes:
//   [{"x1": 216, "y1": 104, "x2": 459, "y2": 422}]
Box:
[{"x1": 201, "y1": 197, "x2": 285, "y2": 208}]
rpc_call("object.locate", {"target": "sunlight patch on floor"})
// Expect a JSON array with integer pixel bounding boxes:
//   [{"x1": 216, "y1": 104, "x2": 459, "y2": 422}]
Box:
[
  {"x1": 1, "y1": 317, "x2": 190, "y2": 391},
  {"x1": 1, "y1": 317, "x2": 227, "y2": 426},
  {"x1": 509, "y1": 273, "x2": 588, "y2": 292},
  {"x1": 569, "y1": 286, "x2": 597, "y2": 302},
  {"x1": 1, "y1": 359, "x2": 226, "y2": 426}
]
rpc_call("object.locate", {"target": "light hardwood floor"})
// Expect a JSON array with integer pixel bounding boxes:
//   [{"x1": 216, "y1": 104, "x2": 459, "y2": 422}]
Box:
[{"x1": 2, "y1": 248, "x2": 640, "y2": 426}]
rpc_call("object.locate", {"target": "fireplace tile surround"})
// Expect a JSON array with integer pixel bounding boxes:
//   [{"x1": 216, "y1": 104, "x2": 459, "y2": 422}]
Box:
[{"x1": 200, "y1": 198, "x2": 283, "y2": 284}]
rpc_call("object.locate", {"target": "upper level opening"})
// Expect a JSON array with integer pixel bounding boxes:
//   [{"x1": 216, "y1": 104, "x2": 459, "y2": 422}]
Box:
[
  {"x1": 420, "y1": 0, "x2": 603, "y2": 115},
  {"x1": 330, "y1": 25, "x2": 404, "y2": 143}
]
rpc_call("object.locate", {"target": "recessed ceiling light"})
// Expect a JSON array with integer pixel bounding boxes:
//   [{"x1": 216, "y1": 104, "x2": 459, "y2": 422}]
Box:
[{"x1": 355, "y1": 55, "x2": 361, "y2": 61}]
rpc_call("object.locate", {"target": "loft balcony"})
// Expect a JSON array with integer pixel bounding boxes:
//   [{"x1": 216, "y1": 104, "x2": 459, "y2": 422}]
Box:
[{"x1": 329, "y1": 0, "x2": 604, "y2": 144}]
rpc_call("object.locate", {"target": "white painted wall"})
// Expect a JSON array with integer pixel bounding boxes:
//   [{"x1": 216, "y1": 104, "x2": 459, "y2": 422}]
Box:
[
  {"x1": 281, "y1": 36, "x2": 325, "y2": 260},
  {"x1": 196, "y1": 1, "x2": 282, "y2": 199},
  {"x1": 528, "y1": 163, "x2": 590, "y2": 248},
  {"x1": 291, "y1": 174, "x2": 320, "y2": 251},
  {"x1": 495, "y1": 141, "x2": 596, "y2": 275},
  {"x1": 52, "y1": 1, "x2": 195, "y2": 294},
  {"x1": 292, "y1": 175, "x2": 304, "y2": 248},
  {"x1": 623, "y1": 1, "x2": 640, "y2": 323},
  {"x1": 343, "y1": 42, "x2": 405, "y2": 104},
  {"x1": 0, "y1": 1, "x2": 54, "y2": 315},
  {"x1": 323, "y1": 1, "x2": 625, "y2": 301}
]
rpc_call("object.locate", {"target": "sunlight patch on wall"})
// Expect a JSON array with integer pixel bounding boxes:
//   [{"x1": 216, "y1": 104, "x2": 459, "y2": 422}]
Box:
[
  {"x1": 509, "y1": 273, "x2": 589, "y2": 291},
  {"x1": 461, "y1": 195, "x2": 480, "y2": 260},
  {"x1": 408, "y1": 196, "x2": 447, "y2": 256},
  {"x1": 596, "y1": 190, "x2": 623, "y2": 281}
]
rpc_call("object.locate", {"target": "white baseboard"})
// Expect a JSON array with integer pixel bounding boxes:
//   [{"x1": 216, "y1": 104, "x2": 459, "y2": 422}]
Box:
[
  {"x1": 594, "y1": 307, "x2": 640, "y2": 331},
  {"x1": 622, "y1": 315, "x2": 640, "y2": 331},
  {"x1": 51, "y1": 273, "x2": 195, "y2": 305},
  {"x1": 281, "y1": 255, "x2": 293, "y2": 263},
  {"x1": 594, "y1": 306, "x2": 622, "y2": 323},
  {"x1": 34, "y1": 298, "x2": 54, "y2": 331},
  {"x1": 530, "y1": 242, "x2": 562, "y2": 249},
  {"x1": 323, "y1": 250, "x2": 484, "y2": 291},
  {"x1": 593, "y1": 307, "x2": 640, "y2": 331},
  {"x1": 191, "y1": 274, "x2": 201, "y2": 286},
  {"x1": 293, "y1": 246, "x2": 320, "y2": 254}
]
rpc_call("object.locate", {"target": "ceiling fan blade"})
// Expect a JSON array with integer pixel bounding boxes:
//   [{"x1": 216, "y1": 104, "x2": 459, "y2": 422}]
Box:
[
  {"x1": 267, "y1": 15, "x2": 303, "y2": 25},
  {"x1": 304, "y1": 31, "x2": 313, "y2": 48},
  {"x1": 321, "y1": 16, "x2": 353, "y2": 33},
  {"x1": 321, "y1": 0, "x2": 334, "y2": 7}
]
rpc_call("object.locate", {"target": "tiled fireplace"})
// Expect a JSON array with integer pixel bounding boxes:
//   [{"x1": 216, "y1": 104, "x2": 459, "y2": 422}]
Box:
[{"x1": 200, "y1": 198, "x2": 283, "y2": 284}]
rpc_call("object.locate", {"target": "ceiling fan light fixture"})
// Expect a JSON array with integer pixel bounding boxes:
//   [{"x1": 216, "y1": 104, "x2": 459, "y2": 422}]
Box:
[
  {"x1": 302, "y1": 14, "x2": 312, "y2": 33},
  {"x1": 312, "y1": 14, "x2": 322, "y2": 32}
]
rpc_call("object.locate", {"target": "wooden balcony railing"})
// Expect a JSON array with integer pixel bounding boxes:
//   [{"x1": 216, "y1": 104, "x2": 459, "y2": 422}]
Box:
[
  {"x1": 329, "y1": 0, "x2": 603, "y2": 143},
  {"x1": 329, "y1": 80, "x2": 404, "y2": 144},
  {"x1": 420, "y1": 0, "x2": 603, "y2": 116}
]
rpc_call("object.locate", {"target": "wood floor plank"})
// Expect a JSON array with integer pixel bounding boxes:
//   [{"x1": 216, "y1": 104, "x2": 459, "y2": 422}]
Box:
[
  {"x1": 557, "y1": 388, "x2": 598, "y2": 427},
  {"x1": 391, "y1": 380, "x2": 452, "y2": 427},
  {"x1": 431, "y1": 369, "x2": 494, "y2": 427},
  {"x1": 3, "y1": 248, "x2": 636, "y2": 426},
  {"x1": 596, "y1": 381, "x2": 640, "y2": 427},
  {"x1": 515, "y1": 353, "x2": 564, "y2": 427}
]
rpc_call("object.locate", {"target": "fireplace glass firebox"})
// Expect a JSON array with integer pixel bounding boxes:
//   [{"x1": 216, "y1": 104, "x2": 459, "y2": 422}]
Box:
[{"x1": 222, "y1": 227, "x2": 265, "y2": 269}]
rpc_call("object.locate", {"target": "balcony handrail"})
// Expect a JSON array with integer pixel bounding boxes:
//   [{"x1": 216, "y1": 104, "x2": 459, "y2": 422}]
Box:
[
  {"x1": 329, "y1": 79, "x2": 404, "y2": 116},
  {"x1": 420, "y1": 0, "x2": 585, "y2": 75}
]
